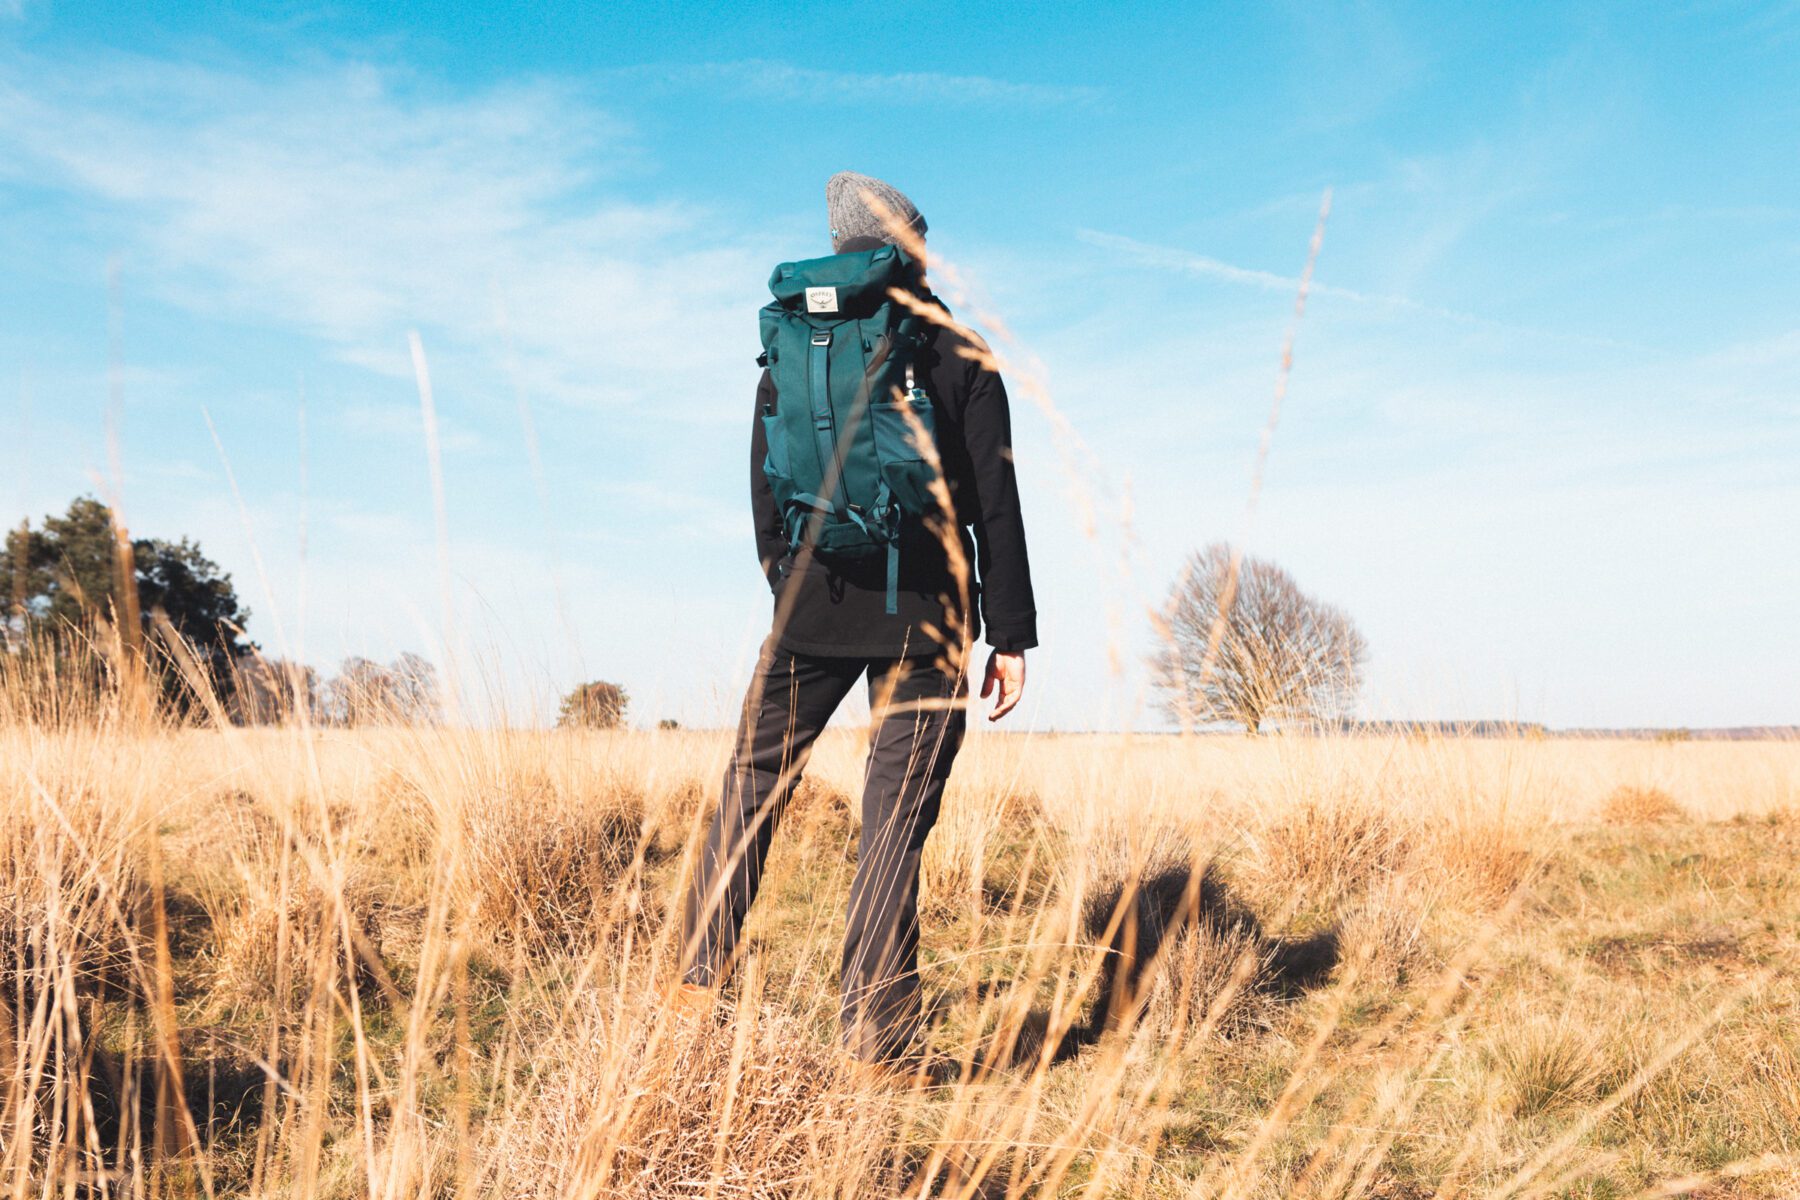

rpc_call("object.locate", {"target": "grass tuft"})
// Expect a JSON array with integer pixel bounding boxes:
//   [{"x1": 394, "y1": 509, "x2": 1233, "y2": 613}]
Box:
[
  {"x1": 1489, "y1": 1014, "x2": 1610, "y2": 1117},
  {"x1": 1602, "y1": 784, "x2": 1686, "y2": 825}
]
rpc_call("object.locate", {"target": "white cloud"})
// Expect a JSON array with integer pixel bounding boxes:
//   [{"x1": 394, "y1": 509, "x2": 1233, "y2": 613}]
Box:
[
  {"x1": 1076, "y1": 228, "x2": 1635, "y2": 350},
  {"x1": 0, "y1": 54, "x2": 775, "y2": 414},
  {"x1": 1078, "y1": 229, "x2": 1311, "y2": 295},
  {"x1": 619, "y1": 59, "x2": 1101, "y2": 107}
]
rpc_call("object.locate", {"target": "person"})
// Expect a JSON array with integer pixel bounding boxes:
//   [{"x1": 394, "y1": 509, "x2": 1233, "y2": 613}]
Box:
[{"x1": 677, "y1": 171, "x2": 1038, "y2": 1070}]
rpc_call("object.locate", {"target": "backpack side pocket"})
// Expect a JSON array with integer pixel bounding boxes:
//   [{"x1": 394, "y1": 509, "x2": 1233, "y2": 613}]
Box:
[
  {"x1": 872, "y1": 361, "x2": 941, "y2": 516},
  {"x1": 761, "y1": 400, "x2": 791, "y2": 480}
]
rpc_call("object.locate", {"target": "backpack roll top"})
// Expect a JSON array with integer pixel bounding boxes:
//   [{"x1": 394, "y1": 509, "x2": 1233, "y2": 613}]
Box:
[
  {"x1": 756, "y1": 244, "x2": 944, "y2": 614},
  {"x1": 766, "y1": 242, "x2": 917, "y2": 319}
]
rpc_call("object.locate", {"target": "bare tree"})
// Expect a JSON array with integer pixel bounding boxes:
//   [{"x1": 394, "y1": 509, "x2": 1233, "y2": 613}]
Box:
[
  {"x1": 1151, "y1": 543, "x2": 1367, "y2": 734},
  {"x1": 323, "y1": 653, "x2": 442, "y2": 726},
  {"x1": 389, "y1": 653, "x2": 442, "y2": 724},
  {"x1": 228, "y1": 657, "x2": 321, "y2": 725}
]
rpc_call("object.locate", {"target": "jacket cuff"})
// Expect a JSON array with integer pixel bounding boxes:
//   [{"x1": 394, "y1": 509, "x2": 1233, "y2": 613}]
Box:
[{"x1": 985, "y1": 621, "x2": 1039, "y2": 653}]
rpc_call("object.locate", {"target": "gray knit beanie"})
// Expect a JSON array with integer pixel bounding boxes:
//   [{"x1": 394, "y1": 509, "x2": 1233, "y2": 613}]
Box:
[{"x1": 826, "y1": 171, "x2": 927, "y2": 252}]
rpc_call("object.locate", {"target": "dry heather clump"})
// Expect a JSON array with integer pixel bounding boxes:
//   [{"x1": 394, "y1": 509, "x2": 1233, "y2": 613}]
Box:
[
  {"x1": 1418, "y1": 818, "x2": 1536, "y2": 906},
  {"x1": 789, "y1": 777, "x2": 855, "y2": 842},
  {"x1": 1135, "y1": 918, "x2": 1275, "y2": 1040},
  {"x1": 458, "y1": 771, "x2": 649, "y2": 952},
  {"x1": 203, "y1": 860, "x2": 397, "y2": 1015},
  {"x1": 643, "y1": 777, "x2": 715, "y2": 850},
  {"x1": 0, "y1": 776, "x2": 154, "y2": 1179},
  {"x1": 183, "y1": 790, "x2": 405, "y2": 1014},
  {"x1": 920, "y1": 787, "x2": 1043, "y2": 922},
  {"x1": 0, "y1": 786, "x2": 147, "y2": 1001},
  {"x1": 1076, "y1": 825, "x2": 1279, "y2": 1039},
  {"x1": 490, "y1": 994, "x2": 891, "y2": 1199},
  {"x1": 1248, "y1": 795, "x2": 1414, "y2": 912},
  {"x1": 1335, "y1": 873, "x2": 1436, "y2": 990},
  {"x1": 1249, "y1": 790, "x2": 1532, "y2": 915},
  {"x1": 1601, "y1": 784, "x2": 1685, "y2": 825},
  {"x1": 368, "y1": 767, "x2": 441, "y2": 866}
]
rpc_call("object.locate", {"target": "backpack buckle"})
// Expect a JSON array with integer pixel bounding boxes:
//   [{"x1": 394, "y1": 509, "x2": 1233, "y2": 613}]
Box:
[{"x1": 810, "y1": 330, "x2": 831, "y2": 346}]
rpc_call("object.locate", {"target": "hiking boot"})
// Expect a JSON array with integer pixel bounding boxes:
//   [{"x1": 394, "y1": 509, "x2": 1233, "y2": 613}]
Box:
[{"x1": 670, "y1": 981, "x2": 716, "y2": 1024}]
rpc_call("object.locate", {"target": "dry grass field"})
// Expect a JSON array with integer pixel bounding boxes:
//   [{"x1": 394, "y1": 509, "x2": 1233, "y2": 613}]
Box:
[{"x1": 4, "y1": 686, "x2": 1797, "y2": 1199}]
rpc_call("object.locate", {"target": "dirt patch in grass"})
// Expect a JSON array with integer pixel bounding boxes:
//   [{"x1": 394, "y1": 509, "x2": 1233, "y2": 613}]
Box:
[{"x1": 1585, "y1": 930, "x2": 1748, "y2": 975}]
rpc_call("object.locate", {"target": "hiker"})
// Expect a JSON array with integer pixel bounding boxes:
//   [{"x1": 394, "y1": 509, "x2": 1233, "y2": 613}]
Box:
[{"x1": 677, "y1": 172, "x2": 1039, "y2": 1069}]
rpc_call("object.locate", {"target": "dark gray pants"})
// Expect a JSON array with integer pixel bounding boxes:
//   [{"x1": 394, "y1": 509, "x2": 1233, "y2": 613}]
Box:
[{"x1": 679, "y1": 648, "x2": 967, "y2": 1061}]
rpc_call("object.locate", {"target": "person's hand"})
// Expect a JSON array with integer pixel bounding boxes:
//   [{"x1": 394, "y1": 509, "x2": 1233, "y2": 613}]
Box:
[{"x1": 980, "y1": 650, "x2": 1026, "y2": 722}]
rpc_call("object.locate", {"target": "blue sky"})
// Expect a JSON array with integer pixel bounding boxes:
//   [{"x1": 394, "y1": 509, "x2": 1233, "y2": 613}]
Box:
[{"x1": 2, "y1": 1, "x2": 1796, "y2": 729}]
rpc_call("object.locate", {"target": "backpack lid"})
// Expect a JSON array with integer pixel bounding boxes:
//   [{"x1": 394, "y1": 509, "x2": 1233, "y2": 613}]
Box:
[{"x1": 768, "y1": 244, "x2": 918, "y2": 319}]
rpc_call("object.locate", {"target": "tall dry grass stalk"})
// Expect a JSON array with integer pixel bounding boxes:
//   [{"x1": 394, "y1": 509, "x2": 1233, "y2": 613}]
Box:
[{"x1": 3, "y1": 636, "x2": 1796, "y2": 1196}]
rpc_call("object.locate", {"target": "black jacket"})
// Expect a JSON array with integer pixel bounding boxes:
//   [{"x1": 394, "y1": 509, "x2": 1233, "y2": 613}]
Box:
[{"x1": 749, "y1": 303, "x2": 1038, "y2": 658}]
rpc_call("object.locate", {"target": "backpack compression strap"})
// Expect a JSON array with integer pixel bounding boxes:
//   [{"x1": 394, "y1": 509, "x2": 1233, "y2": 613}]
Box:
[
  {"x1": 879, "y1": 361, "x2": 923, "y2": 616},
  {"x1": 792, "y1": 326, "x2": 885, "y2": 568},
  {"x1": 886, "y1": 540, "x2": 899, "y2": 616},
  {"x1": 808, "y1": 329, "x2": 841, "y2": 521}
]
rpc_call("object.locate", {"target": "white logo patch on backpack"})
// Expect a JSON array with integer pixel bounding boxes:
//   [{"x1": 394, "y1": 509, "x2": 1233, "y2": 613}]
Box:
[{"x1": 804, "y1": 286, "x2": 839, "y2": 314}]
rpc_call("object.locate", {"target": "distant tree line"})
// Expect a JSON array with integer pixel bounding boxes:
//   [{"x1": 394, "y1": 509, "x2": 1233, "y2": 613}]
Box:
[
  {"x1": 232, "y1": 652, "x2": 442, "y2": 727},
  {"x1": 3, "y1": 496, "x2": 442, "y2": 726}
]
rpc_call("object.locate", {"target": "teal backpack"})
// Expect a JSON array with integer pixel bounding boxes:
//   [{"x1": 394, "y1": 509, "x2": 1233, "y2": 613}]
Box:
[{"x1": 758, "y1": 243, "x2": 941, "y2": 614}]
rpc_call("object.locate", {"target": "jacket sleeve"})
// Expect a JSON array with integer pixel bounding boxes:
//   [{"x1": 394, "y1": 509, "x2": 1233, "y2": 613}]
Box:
[
  {"x1": 958, "y1": 346, "x2": 1040, "y2": 652},
  {"x1": 749, "y1": 370, "x2": 786, "y2": 591}
]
